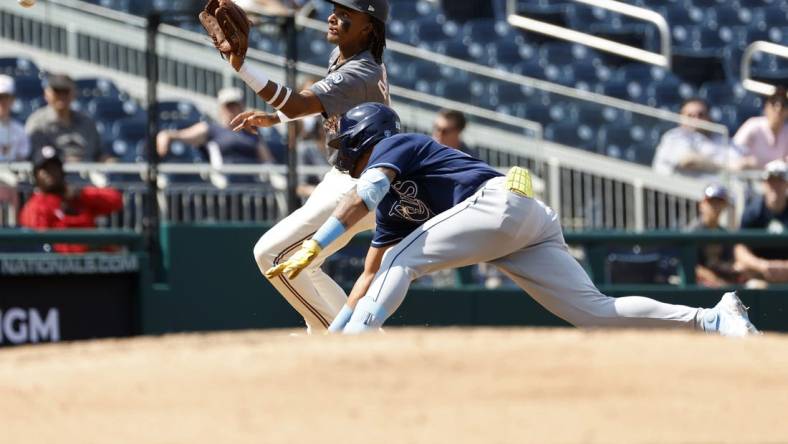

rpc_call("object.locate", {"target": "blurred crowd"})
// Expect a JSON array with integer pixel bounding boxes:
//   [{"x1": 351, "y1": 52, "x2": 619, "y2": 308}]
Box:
[{"x1": 2, "y1": 67, "x2": 788, "y2": 290}]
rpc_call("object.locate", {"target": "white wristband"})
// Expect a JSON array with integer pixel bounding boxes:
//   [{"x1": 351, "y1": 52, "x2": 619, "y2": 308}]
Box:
[
  {"x1": 274, "y1": 88, "x2": 292, "y2": 110},
  {"x1": 237, "y1": 64, "x2": 269, "y2": 93},
  {"x1": 269, "y1": 84, "x2": 283, "y2": 105}
]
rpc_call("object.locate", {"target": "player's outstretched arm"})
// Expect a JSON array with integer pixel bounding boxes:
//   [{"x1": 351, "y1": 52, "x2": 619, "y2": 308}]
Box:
[
  {"x1": 328, "y1": 244, "x2": 393, "y2": 333},
  {"x1": 229, "y1": 63, "x2": 324, "y2": 131},
  {"x1": 264, "y1": 167, "x2": 396, "y2": 281}
]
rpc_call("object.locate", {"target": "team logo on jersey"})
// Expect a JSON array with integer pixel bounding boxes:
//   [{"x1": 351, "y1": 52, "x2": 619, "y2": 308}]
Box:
[
  {"x1": 328, "y1": 72, "x2": 344, "y2": 85},
  {"x1": 388, "y1": 180, "x2": 433, "y2": 223}
]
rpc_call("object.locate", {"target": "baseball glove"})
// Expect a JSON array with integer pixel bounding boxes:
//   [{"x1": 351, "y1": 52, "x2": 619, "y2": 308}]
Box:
[{"x1": 199, "y1": 0, "x2": 250, "y2": 70}]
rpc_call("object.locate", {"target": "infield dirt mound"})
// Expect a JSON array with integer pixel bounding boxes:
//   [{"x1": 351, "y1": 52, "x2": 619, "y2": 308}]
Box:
[{"x1": 1, "y1": 328, "x2": 787, "y2": 444}]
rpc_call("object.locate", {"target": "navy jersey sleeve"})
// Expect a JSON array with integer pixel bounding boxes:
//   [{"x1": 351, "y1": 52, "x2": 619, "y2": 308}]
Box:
[{"x1": 364, "y1": 134, "x2": 422, "y2": 177}]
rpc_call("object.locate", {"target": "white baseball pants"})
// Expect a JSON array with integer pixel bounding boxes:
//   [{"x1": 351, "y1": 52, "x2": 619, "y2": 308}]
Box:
[
  {"x1": 254, "y1": 167, "x2": 375, "y2": 331},
  {"x1": 345, "y1": 177, "x2": 707, "y2": 332}
]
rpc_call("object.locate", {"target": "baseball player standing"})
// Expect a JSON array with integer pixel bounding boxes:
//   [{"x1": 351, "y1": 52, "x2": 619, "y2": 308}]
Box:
[
  {"x1": 219, "y1": 0, "x2": 390, "y2": 331},
  {"x1": 267, "y1": 103, "x2": 760, "y2": 337}
]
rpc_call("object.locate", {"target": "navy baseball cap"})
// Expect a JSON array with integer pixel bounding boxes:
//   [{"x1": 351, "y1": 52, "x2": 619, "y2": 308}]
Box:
[
  {"x1": 703, "y1": 184, "x2": 730, "y2": 202},
  {"x1": 327, "y1": 0, "x2": 389, "y2": 22},
  {"x1": 32, "y1": 145, "x2": 63, "y2": 171}
]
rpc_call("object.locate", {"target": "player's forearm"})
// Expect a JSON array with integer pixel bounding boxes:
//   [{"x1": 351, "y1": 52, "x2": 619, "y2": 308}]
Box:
[
  {"x1": 347, "y1": 271, "x2": 377, "y2": 310},
  {"x1": 734, "y1": 244, "x2": 765, "y2": 273},
  {"x1": 236, "y1": 63, "x2": 322, "y2": 121}
]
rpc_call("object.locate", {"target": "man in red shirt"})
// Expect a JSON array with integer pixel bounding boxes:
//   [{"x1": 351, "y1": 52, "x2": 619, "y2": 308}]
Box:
[{"x1": 19, "y1": 145, "x2": 123, "y2": 253}]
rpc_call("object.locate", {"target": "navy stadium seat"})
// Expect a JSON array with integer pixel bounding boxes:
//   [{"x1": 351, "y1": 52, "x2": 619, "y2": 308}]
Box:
[
  {"x1": 566, "y1": 4, "x2": 610, "y2": 32},
  {"x1": 708, "y1": 6, "x2": 752, "y2": 30},
  {"x1": 0, "y1": 57, "x2": 40, "y2": 77},
  {"x1": 545, "y1": 121, "x2": 597, "y2": 151},
  {"x1": 12, "y1": 75, "x2": 43, "y2": 101},
  {"x1": 512, "y1": 60, "x2": 548, "y2": 81}
]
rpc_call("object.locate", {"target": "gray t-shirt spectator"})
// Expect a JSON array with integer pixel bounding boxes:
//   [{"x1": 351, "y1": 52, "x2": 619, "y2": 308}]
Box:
[
  {"x1": 26, "y1": 107, "x2": 101, "y2": 162},
  {"x1": 309, "y1": 47, "x2": 389, "y2": 163}
]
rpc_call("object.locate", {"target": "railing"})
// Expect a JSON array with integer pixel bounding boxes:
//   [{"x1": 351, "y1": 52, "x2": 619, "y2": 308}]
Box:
[
  {"x1": 741, "y1": 40, "x2": 788, "y2": 96},
  {"x1": 506, "y1": 0, "x2": 672, "y2": 68}
]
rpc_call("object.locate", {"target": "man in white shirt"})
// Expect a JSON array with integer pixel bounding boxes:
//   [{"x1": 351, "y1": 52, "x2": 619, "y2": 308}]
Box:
[
  {"x1": 652, "y1": 98, "x2": 742, "y2": 179},
  {"x1": 0, "y1": 75, "x2": 30, "y2": 162}
]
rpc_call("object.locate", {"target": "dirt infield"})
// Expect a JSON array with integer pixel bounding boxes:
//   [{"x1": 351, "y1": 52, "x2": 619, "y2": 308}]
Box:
[{"x1": 1, "y1": 328, "x2": 787, "y2": 444}]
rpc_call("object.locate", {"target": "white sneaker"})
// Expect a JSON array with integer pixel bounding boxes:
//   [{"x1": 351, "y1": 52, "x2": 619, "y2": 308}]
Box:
[{"x1": 703, "y1": 292, "x2": 760, "y2": 337}]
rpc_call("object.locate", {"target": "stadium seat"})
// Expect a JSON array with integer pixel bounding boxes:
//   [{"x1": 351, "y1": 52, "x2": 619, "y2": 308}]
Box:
[
  {"x1": 658, "y1": 4, "x2": 703, "y2": 27},
  {"x1": 506, "y1": 102, "x2": 551, "y2": 126},
  {"x1": 10, "y1": 98, "x2": 40, "y2": 122},
  {"x1": 752, "y1": 6, "x2": 788, "y2": 32},
  {"x1": 597, "y1": 78, "x2": 644, "y2": 103},
  {"x1": 646, "y1": 80, "x2": 693, "y2": 109},
  {"x1": 573, "y1": 103, "x2": 626, "y2": 127},
  {"x1": 410, "y1": 17, "x2": 448, "y2": 46},
  {"x1": 698, "y1": 81, "x2": 743, "y2": 105},
  {"x1": 12, "y1": 75, "x2": 43, "y2": 101},
  {"x1": 512, "y1": 60, "x2": 548, "y2": 81},
  {"x1": 0, "y1": 57, "x2": 40, "y2": 77},
  {"x1": 538, "y1": 42, "x2": 586, "y2": 67},
  {"x1": 708, "y1": 6, "x2": 752, "y2": 30},
  {"x1": 570, "y1": 61, "x2": 604, "y2": 90},
  {"x1": 488, "y1": 41, "x2": 533, "y2": 67},
  {"x1": 156, "y1": 100, "x2": 202, "y2": 128},
  {"x1": 545, "y1": 121, "x2": 596, "y2": 151},
  {"x1": 109, "y1": 117, "x2": 147, "y2": 163},
  {"x1": 671, "y1": 49, "x2": 726, "y2": 86},
  {"x1": 565, "y1": 4, "x2": 610, "y2": 32}
]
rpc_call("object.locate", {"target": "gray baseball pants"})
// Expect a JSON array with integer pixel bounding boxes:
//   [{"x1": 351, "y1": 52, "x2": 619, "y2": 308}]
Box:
[{"x1": 344, "y1": 177, "x2": 708, "y2": 333}]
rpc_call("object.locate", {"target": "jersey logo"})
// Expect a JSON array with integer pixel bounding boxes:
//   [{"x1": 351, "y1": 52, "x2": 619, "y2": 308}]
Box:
[
  {"x1": 328, "y1": 72, "x2": 344, "y2": 85},
  {"x1": 388, "y1": 180, "x2": 434, "y2": 223}
]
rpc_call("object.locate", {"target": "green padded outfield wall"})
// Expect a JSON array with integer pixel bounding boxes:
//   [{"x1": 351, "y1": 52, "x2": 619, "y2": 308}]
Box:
[{"x1": 140, "y1": 224, "x2": 788, "y2": 334}]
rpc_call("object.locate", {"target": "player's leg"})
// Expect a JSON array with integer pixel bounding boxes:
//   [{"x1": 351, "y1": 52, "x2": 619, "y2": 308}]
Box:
[
  {"x1": 491, "y1": 236, "x2": 706, "y2": 330},
  {"x1": 344, "y1": 178, "x2": 532, "y2": 333},
  {"x1": 253, "y1": 168, "x2": 374, "y2": 331}
]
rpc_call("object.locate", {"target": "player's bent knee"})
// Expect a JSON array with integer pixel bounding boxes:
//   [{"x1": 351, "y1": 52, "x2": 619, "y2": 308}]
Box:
[{"x1": 252, "y1": 236, "x2": 277, "y2": 270}]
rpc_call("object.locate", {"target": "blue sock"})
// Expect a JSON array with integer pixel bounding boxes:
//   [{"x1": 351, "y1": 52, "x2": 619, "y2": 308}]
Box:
[{"x1": 328, "y1": 305, "x2": 353, "y2": 333}]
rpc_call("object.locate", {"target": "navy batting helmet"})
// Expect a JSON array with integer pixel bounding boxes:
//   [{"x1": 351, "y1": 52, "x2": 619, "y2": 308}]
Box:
[{"x1": 328, "y1": 102, "x2": 401, "y2": 173}]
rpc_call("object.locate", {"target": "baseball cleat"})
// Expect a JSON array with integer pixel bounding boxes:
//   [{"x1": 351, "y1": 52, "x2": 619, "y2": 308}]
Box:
[{"x1": 703, "y1": 292, "x2": 760, "y2": 337}]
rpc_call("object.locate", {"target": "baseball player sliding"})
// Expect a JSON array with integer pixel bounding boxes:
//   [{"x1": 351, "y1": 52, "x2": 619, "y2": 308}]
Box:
[
  {"x1": 266, "y1": 103, "x2": 760, "y2": 336},
  {"x1": 200, "y1": 0, "x2": 390, "y2": 331}
]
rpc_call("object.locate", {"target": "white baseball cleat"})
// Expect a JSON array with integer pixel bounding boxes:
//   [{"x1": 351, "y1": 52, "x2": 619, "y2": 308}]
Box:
[{"x1": 703, "y1": 292, "x2": 760, "y2": 337}]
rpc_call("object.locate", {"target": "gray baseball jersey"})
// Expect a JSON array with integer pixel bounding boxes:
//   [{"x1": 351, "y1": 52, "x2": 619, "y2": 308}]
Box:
[{"x1": 309, "y1": 47, "x2": 390, "y2": 163}]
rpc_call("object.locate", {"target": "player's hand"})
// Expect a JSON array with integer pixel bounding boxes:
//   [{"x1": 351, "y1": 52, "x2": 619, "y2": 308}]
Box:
[
  {"x1": 265, "y1": 240, "x2": 322, "y2": 280},
  {"x1": 231, "y1": 111, "x2": 279, "y2": 132}
]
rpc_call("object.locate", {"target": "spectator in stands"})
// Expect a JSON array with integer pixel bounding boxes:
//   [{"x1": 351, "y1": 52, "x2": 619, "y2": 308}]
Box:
[
  {"x1": 19, "y1": 145, "x2": 123, "y2": 253},
  {"x1": 0, "y1": 75, "x2": 30, "y2": 162},
  {"x1": 734, "y1": 160, "x2": 788, "y2": 286},
  {"x1": 432, "y1": 109, "x2": 478, "y2": 157},
  {"x1": 156, "y1": 87, "x2": 274, "y2": 165},
  {"x1": 25, "y1": 74, "x2": 101, "y2": 163},
  {"x1": 652, "y1": 98, "x2": 744, "y2": 178},
  {"x1": 733, "y1": 86, "x2": 788, "y2": 170},
  {"x1": 686, "y1": 184, "x2": 741, "y2": 287}
]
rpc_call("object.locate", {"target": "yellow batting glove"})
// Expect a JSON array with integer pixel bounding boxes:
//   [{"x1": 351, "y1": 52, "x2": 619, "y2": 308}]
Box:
[{"x1": 265, "y1": 239, "x2": 322, "y2": 280}]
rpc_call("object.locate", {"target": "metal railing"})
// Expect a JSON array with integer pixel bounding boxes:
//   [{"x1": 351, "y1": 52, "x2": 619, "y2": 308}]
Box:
[
  {"x1": 741, "y1": 40, "x2": 788, "y2": 96},
  {"x1": 506, "y1": 0, "x2": 671, "y2": 68}
]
